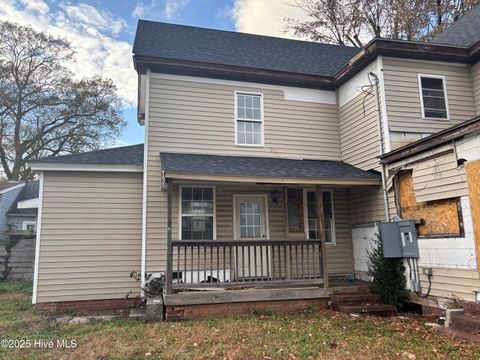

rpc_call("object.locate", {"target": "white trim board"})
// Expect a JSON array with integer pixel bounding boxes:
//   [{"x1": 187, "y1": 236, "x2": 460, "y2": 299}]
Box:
[
  {"x1": 150, "y1": 73, "x2": 337, "y2": 105},
  {"x1": 30, "y1": 163, "x2": 143, "y2": 173},
  {"x1": 32, "y1": 171, "x2": 44, "y2": 304},
  {"x1": 141, "y1": 68, "x2": 151, "y2": 292},
  {"x1": 17, "y1": 197, "x2": 39, "y2": 209}
]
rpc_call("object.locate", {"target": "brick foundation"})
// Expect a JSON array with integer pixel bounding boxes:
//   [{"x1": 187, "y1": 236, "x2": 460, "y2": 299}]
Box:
[
  {"x1": 37, "y1": 298, "x2": 137, "y2": 313},
  {"x1": 422, "y1": 304, "x2": 446, "y2": 319},
  {"x1": 165, "y1": 298, "x2": 330, "y2": 320}
]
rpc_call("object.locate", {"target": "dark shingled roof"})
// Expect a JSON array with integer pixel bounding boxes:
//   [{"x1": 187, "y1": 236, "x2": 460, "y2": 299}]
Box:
[
  {"x1": 7, "y1": 181, "x2": 39, "y2": 217},
  {"x1": 133, "y1": 20, "x2": 361, "y2": 77},
  {"x1": 32, "y1": 144, "x2": 144, "y2": 166},
  {"x1": 432, "y1": 5, "x2": 480, "y2": 47},
  {"x1": 160, "y1": 152, "x2": 380, "y2": 181}
]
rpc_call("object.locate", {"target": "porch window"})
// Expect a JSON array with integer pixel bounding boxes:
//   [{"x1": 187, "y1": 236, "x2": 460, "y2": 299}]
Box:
[
  {"x1": 418, "y1": 75, "x2": 449, "y2": 119},
  {"x1": 305, "y1": 191, "x2": 336, "y2": 244},
  {"x1": 180, "y1": 187, "x2": 215, "y2": 240},
  {"x1": 235, "y1": 92, "x2": 263, "y2": 146}
]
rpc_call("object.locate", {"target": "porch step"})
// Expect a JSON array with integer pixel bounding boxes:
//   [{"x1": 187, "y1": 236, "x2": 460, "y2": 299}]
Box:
[
  {"x1": 331, "y1": 293, "x2": 380, "y2": 306},
  {"x1": 464, "y1": 301, "x2": 480, "y2": 317},
  {"x1": 336, "y1": 303, "x2": 397, "y2": 316},
  {"x1": 449, "y1": 313, "x2": 480, "y2": 334}
]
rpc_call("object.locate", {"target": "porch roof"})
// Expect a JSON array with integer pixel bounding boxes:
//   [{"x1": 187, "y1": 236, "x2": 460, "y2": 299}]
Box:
[{"x1": 160, "y1": 152, "x2": 381, "y2": 185}]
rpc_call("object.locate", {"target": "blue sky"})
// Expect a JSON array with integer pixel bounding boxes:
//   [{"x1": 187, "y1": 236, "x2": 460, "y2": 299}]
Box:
[{"x1": 0, "y1": 0, "x2": 306, "y2": 146}]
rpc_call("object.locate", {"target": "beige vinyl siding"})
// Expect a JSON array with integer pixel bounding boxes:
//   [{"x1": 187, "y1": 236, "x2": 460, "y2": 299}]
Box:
[
  {"x1": 148, "y1": 77, "x2": 341, "y2": 159},
  {"x1": 339, "y1": 93, "x2": 381, "y2": 171},
  {"x1": 349, "y1": 186, "x2": 386, "y2": 225},
  {"x1": 472, "y1": 61, "x2": 480, "y2": 115},
  {"x1": 37, "y1": 171, "x2": 143, "y2": 303},
  {"x1": 338, "y1": 89, "x2": 386, "y2": 225},
  {"x1": 383, "y1": 58, "x2": 476, "y2": 133},
  {"x1": 417, "y1": 267, "x2": 480, "y2": 303},
  {"x1": 145, "y1": 76, "x2": 343, "y2": 274}
]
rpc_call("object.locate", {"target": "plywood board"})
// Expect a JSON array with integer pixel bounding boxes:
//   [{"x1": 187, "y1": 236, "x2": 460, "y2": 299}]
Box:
[
  {"x1": 398, "y1": 171, "x2": 461, "y2": 236},
  {"x1": 465, "y1": 160, "x2": 480, "y2": 272}
]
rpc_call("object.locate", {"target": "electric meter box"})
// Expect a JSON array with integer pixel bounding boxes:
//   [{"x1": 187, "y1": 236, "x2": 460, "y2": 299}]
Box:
[{"x1": 378, "y1": 220, "x2": 419, "y2": 258}]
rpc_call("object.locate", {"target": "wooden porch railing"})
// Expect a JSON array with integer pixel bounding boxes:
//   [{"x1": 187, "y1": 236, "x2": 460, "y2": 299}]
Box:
[{"x1": 165, "y1": 239, "x2": 325, "y2": 291}]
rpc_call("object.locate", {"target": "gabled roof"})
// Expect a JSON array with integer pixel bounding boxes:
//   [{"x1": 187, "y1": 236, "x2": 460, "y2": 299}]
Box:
[
  {"x1": 31, "y1": 144, "x2": 144, "y2": 166},
  {"x1": 133, "y1": 20, "x2": 361, "y2": 77},
  {"x1": 432, "y1": 5, "x2": 480, "y2": 47},
  {"x1": 161, "y1": 152, "x2": 381, "y2": 185},
  {"x1": 7, "y1": 181, "x2": 39, "y2": 217}
]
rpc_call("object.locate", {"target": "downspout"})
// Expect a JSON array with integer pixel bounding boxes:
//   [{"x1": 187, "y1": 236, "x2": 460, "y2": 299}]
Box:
[{"x1": 369, "y1": 57, "x2": 391, "y2": 221}]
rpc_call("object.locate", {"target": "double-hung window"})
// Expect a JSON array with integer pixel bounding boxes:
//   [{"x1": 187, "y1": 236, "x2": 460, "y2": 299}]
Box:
[
  {"x1": 235, "y1": 92, "x2": 263, "y2": 146},
  {"x1": 418, "y1": 75, "x2": 449, "y2": 120},
  {"x1": 180, "y1": 187, "x2": 215, "y2": 240}
]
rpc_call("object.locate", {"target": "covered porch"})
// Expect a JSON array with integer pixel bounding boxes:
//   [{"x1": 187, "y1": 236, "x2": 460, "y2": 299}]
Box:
[{"x1": 160, "y1": 153, "x2": 381, "y2": 295}]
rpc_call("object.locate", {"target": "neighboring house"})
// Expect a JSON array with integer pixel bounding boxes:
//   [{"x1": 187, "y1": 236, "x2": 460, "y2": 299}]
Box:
[
  {"x1": 7, "y1": 181, "x2": 39, "y2": 232},
  {"x1": 30, "y1": 6, "x2": 480, "y2": 315},
  {"x1": 0, "y1": 182, "x2": 25, "y2": 234}
]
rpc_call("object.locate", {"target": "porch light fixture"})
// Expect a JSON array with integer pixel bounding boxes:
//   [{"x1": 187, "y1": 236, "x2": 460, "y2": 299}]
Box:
[{"x1": 270, "y1": 190, "x2": 281, "y2": 205}]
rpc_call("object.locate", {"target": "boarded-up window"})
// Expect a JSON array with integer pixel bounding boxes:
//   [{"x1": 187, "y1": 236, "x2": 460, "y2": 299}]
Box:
[{"x1": 397, "y1": 170, "x2": 462, "y2": 236}]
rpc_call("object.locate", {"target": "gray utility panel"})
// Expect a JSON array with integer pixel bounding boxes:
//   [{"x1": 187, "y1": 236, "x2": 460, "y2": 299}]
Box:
[{"x1": 379, "y1": 220, "x2": 419, "y2": 258}]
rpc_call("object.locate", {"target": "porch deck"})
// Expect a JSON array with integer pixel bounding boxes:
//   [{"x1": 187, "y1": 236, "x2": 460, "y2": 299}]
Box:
[{"x1": 163, "y1": 278, "x2": 369, "y2": 319}]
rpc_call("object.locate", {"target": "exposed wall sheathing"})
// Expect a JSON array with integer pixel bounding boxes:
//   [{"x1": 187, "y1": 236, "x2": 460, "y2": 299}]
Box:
[{"x1": 397, "y1": 171, "x2": 461, "y2": 236}]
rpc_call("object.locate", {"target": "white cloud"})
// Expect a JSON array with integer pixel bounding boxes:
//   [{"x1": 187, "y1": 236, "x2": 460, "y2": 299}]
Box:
[
  {"x1": 132, "y1": 0, "x2": 188, "y2": 21},
  {"x1": 232, "y1": 0, "x2": 310, "y2": 39},
  {"x1": 0, "y1": 0, "x2": 136, "y2": 107}
]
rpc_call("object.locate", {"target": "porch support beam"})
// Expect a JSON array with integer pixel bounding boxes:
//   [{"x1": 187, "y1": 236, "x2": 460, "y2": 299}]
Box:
[
  {"x1": 283, "y1": 186, "x2": 291, "y2": 280},
  {"x1": 165, "y1": 179, "x2": 174, "y2": 294},
  {"x1": 316, "y1": 185, "x2": 328, "y2": 288}
]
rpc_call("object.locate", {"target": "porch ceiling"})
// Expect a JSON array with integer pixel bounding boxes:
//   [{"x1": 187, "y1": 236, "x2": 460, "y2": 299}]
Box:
[{"x1": 160, "y1": 152, "x2": 381, "y2": 186}]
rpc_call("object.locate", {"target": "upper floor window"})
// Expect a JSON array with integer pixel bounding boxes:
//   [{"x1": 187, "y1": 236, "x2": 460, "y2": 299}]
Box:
[
  {"x1": 235, "y1": 92, "x2": 263, "y2": 146},
  {"x1": 418, "y1": 75, "x2": 449, "y2": 120}
]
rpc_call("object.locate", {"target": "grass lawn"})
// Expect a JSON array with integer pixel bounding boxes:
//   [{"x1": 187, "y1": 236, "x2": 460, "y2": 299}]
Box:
[{"x1": 0, "y1": 281, "x2": 479, "y2": 359}]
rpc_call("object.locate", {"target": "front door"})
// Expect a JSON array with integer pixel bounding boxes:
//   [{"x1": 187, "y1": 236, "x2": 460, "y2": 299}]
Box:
[{"x1": 234, "y1": 196, "x2": 269, "y2": 280}]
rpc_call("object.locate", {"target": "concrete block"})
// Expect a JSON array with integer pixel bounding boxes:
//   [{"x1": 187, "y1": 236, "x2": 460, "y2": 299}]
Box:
[
  {"x1": 146, "y1": 296, "x2": 164, "y2": 321},
  {"x1": 446, "y1": 308, "x2": 464, "y2": 328}
]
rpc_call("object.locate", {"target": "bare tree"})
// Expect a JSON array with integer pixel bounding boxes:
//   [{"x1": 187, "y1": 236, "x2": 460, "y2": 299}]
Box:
[
  {"x1": 0, "y1": 21, "x2": 126, "y2": 180},
  {"x1": 285, "y1": 0, "x2": 365, "y2": 46},
  {"x1": 285, "y1": 0, "x2": 479, "y2": 46}
]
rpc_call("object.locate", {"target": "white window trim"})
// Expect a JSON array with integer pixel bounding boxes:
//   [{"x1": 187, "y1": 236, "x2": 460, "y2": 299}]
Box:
[
  {"x1": 232, "y1": 194, "x2": 270, "y2": 241},
  {"x1": 178, "y1": 185, "x2": 216, "y2": 240},
  {"x1": 417, "y1": 74, "x2": 450, "y2": 121},
  {"x1": 22, "y1": 221, "x2": 36, "y2": 231},
  {"x1": 234, "y1": 91, "x2": 265, "y2": 147},
  {"x1": 302, "y1": 189, "x2": 336, "y2": 245}
]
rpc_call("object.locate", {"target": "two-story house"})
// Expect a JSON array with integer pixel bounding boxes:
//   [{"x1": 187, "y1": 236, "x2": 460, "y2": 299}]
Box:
[{"x1": 30, "y1": 6, "x2": 480, "y2": 317}]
